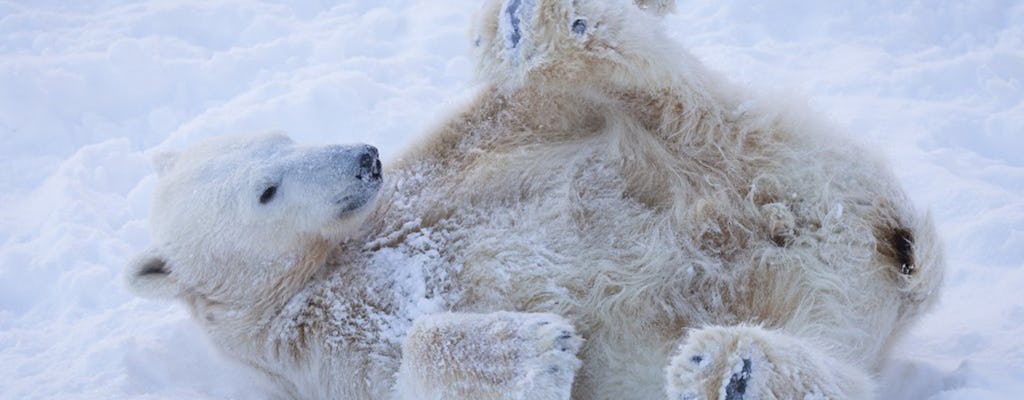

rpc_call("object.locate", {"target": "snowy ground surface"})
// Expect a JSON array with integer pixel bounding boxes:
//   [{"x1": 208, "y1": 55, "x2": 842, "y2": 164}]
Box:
[{"x1": 1, "y1": 0, "x2": 1022, "y2": 398}]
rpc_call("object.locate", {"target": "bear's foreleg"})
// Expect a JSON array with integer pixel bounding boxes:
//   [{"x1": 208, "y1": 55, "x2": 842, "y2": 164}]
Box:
[
  {"x1": 395, "y1": 312, "x2": 582, "y2": 400},
  {"x1": 665, "y1": 325, "x2": 874, "y2": 400}
]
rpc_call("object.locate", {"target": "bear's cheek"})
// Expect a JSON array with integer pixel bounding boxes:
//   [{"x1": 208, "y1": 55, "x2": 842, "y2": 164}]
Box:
[{"x1": 266, "y1": 198, "x2": 337, "y2": 236}]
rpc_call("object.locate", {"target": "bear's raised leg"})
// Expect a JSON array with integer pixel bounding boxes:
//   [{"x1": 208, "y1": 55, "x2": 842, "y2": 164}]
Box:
[
  {"x1": 473, "y1": 0, "x2": 673, "y2": 86},
  {"x1": 665, "y1": 325, "x2": 874, "y2": 400},
  {"x1": 396, "y1": 312, "x2": 582, "y2": 400}
]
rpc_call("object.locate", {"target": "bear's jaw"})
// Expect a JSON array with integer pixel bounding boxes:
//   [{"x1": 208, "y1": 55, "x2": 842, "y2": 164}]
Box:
[{"x1": 171, "y1": 234, "x2": 331, "y2": 299}]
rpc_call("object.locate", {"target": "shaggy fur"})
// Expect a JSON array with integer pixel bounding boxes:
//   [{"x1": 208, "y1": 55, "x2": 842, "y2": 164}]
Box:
[{"x1": 126, "y1": 0, "x2": 944, "y2": 399}]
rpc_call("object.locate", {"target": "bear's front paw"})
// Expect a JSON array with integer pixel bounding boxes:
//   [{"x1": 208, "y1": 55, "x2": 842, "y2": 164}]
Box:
[
  {"x1": 514, "y1": 314, "x2": 584, "y2": 379},
  {"x1": 398, "y1": 312, "x2": 582, "y2": 400},
  {"x1": 665, "y1": 326, "x2": 873, "y2": 400}
]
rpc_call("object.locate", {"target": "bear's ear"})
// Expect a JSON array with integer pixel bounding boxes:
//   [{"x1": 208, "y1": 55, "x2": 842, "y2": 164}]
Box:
[
  {"x1": 633, "y1": 0, "x2": 676, "y2": 16},
  {"x1": 152, "y1": 151, "x2": 179, "y2": 178},
  {"x1": 124, "y1": 247, "x2": 182, "y2": 299}
]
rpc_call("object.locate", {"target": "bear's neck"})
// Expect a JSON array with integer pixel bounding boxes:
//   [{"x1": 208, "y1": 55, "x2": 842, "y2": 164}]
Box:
[{"x1": 183, "y1": 238, "x2": 333, "y2": 362}]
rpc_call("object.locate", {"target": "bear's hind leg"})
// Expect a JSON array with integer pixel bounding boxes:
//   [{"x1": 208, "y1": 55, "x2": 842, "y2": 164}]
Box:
[
  {"x1": 665, "y1": 325, "x2": 874, "y2": 400},
  {"x1": 396, "y1": 312, "x2": 582, "y2": 400}
]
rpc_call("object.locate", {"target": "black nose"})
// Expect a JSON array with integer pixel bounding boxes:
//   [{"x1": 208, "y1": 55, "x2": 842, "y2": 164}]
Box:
[{"x1": 356, "y1": 146, "x2": 382, "y2": 181}]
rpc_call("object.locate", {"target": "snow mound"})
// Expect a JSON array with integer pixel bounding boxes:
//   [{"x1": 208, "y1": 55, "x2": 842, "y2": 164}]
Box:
[{"x1": 1, "y1": 0, "x2": 1021, "y2": 398}]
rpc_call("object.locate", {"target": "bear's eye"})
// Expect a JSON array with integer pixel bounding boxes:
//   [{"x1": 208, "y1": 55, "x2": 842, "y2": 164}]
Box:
[{"x1": 259, "y1": 185, "x2": 278, "y2": 204}]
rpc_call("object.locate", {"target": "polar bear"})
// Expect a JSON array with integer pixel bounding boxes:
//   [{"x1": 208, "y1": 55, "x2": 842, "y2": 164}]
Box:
[{"x1": 126, "y1": 0, "x2": 944, "y2": 399}]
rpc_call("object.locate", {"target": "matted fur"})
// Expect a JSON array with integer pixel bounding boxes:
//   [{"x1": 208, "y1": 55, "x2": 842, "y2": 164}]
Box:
[{"x1": 126, "y1": 0, "x2": 943, "y2": 399}]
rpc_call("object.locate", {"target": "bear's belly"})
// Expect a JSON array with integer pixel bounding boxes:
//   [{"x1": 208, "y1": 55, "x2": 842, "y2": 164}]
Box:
[{"x1": 353, "y1": 129, "x2": 902, "y2": 398}]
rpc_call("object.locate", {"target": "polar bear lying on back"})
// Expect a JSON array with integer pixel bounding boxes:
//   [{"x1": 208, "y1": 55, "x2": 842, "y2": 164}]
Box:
[{"x1": 126, "y1": 0, "x2": 944, "y2": 399}]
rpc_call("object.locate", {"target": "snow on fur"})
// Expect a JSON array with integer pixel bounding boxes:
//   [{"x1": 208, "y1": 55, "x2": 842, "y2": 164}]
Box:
[{"x1": 124, "y1": 0, "x2": 942, "y2": 398}]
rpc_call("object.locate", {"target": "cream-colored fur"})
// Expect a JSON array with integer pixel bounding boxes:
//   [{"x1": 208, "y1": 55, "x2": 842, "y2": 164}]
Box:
[{"x1": 126, "y1": 0, "x2": 944, "y2": 399}]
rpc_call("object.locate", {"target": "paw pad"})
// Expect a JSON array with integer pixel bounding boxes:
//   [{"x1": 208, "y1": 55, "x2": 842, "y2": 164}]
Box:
[
  {"x1": 724, "y1": 358, "x2": 752, "y2": 400},
  {"x1": 505, "y1": 0, "x2": 524, "y2": 48}
]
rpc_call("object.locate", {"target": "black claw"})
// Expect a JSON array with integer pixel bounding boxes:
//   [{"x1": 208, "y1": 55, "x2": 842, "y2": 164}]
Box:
[
  {"x1": 571, "y1": 18, "x2": 586, "y2": 35},
  {"x1": 690, "y1": 355, "x2": 703, "y2": 365},
  {"x1": 724, "y1": 358, "x2": 752, "y2": 400}
]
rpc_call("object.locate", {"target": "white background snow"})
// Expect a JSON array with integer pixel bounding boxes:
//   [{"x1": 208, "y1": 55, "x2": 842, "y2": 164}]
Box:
[{"x1": 1, "y1": 0, "x2": 1021, "y2": 398}]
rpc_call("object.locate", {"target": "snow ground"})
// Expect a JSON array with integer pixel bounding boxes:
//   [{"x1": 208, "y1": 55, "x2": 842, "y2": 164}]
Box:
[{"x1": 0, "y1": 0, "x2": 1021, "y2": 398}]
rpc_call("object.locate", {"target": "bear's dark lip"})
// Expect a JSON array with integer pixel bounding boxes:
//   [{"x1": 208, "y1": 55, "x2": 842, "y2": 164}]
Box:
[{"x1": 333, "y1": 183, "x2": 382, "y2": 217}]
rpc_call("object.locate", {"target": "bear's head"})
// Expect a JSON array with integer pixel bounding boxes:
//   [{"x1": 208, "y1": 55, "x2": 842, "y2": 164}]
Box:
[
  {"x1": 125, "y1": 132, "x2": 382, "y2": 304},
  {"x1": 471, "y1": 0, "x2": 688, "y2": 92}
]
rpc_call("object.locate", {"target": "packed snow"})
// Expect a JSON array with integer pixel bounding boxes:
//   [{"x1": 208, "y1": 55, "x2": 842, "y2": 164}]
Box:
[{"x1": 0, "y1": 0, "x2": 1021, "y2": 398}]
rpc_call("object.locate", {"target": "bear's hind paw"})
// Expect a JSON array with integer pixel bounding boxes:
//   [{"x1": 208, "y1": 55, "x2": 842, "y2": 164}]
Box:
[{"x1": 666, "y1": 325, "x2": 875, "y2": 400}]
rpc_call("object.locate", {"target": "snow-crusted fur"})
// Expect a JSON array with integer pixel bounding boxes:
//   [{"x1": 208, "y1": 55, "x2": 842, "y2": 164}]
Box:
[{"x1": 126, "y1": 0, "x2": 944, "y2": 399}]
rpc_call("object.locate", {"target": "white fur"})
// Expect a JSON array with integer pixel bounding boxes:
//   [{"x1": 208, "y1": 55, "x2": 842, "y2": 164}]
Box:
[{"x1": 127, "y1": 1, "x2": 944, "y2": 399}]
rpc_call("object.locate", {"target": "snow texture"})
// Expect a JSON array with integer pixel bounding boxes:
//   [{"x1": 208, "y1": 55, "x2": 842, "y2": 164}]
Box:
[{"x1": 0, "y1": 0, "x2": 1021, "y2": 398}]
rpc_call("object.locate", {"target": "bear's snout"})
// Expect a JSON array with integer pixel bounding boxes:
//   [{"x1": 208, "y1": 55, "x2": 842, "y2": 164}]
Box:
[{"x1": 356, "y1": 145, "x2": 382, "y2": 182}]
